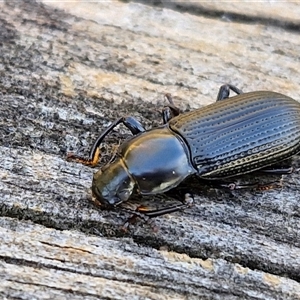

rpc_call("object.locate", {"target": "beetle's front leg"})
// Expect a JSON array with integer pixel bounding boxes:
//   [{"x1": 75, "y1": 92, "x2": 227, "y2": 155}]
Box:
[
  {"x1": 216, "y1": 84, "x2": 243, "y2": 101},
  {"x1": 67, "y1": 116, "x2": 146, "y2": 166}
]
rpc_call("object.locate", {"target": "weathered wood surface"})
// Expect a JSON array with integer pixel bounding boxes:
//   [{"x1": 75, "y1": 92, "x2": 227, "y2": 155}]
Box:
[{"x1": 0, "y1": 0, "x2": 300, "y2": 299}]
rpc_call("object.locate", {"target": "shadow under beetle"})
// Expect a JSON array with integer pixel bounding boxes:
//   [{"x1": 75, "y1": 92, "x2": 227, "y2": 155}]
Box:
[{"x1": 67, "y1": 84, "x2": 300, "y2": 218}]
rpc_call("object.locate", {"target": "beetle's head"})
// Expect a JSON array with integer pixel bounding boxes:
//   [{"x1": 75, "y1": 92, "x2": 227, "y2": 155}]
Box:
[{"x1": 91, "y1": 158, "x2": 135, "y2": 208}]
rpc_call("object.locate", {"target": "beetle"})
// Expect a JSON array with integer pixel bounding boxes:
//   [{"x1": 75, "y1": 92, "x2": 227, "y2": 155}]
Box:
[{"x1": 67, "y1": 84, "x2": 300, "y2": 218}]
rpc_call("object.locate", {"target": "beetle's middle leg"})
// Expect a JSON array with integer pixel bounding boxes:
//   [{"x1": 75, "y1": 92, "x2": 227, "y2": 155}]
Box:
[
  {"x1": 139, "y1": 193, "x2": 194, "y2": 218},
  {"x1": 119, "y1": 193, "x2": 193, "y2": 231},
  {"x1": 216, "y1": 84, "x2": 244, "y2": 101},
  {"x1": 121, "y1": 193, "x2": 194, "y2": 220},
  {"x1": 162, "y1": 93, "x2": 181, "y2": 123},
  {"x1": 67, "y1": 116, "x2": 146, "y2": 166}
]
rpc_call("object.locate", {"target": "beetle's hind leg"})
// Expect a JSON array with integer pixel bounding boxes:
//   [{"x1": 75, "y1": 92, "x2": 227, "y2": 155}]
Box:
[
  {"x1": 211, "y1": 180, "x2": 283, "y2": 191},
  {"x1": 216, "y1": 84, "x2": 243, "y2": 101},
  {"x1": 206, "y1": 170, "x2": 287, "y2": 191},
  {"x1": 67, "y1": 116, "x2": 146, "y2": 166},
  {"x1": 259, "y1": 166, "x2": 294, "y2": 175}
]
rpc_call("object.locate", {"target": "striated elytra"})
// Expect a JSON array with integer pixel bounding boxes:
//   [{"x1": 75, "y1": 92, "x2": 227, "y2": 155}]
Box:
[{"x1": 68, "y1": 84, "x2": 300, "y2": 218}]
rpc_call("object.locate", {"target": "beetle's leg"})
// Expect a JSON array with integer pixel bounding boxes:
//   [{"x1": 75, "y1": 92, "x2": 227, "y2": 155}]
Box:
[
  {"x1": 259, "y1": 166, "x2": 294, "y2": 175},
  {"x1": 255, "y1": 179, "x2": 284, "y2": 191},
  {"x1": 209, "y1": 178, "x2": 283, "y2": 191},
  {"x1": 120, "y1": 193, "x2": 194, "y2": 221},
  {"x1": 136, "y1": 193, "x2": 194, "y2": 218},
  {"x1": 162, "y1": 93, "x2": 181, "y2": 123},
  {"x1": 216, "y1": 84, "x2": 244, "y2": 101},
  {"x1": 67, "y1": 116, "x2": 145, "y2": 166},
  {"x1": 208, "y1": 164, "x2": 293, "y2": 190},
  {"x1": 209, "y1": 180, "x2": 261, "y2": 190}
]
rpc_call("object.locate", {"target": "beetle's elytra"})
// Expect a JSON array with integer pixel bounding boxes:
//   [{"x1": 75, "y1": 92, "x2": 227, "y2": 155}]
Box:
[{"x1": 67, "y1": 84, "x2": 300, "y2": 218}]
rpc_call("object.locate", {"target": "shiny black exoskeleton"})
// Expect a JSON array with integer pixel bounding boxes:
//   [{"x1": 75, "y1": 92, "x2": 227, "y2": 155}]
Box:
[{"x1": 68, "y1": 85, "x2": 300, "y2": 217}]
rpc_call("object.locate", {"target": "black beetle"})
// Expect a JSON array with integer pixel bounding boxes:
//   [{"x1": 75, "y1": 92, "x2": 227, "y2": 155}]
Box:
[{"x1": 68, "y1": 84, "x2": 300, "y2": 217}]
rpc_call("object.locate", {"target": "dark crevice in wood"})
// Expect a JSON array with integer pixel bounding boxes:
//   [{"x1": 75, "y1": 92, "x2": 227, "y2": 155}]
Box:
[{"x1": 128, "y1": 0, "x2": 300, "y2": 33}]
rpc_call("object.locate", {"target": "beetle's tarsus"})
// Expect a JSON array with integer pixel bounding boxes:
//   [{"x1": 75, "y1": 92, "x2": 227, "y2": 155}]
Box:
[{"x1": 255, "y1": 178, "x2": 284, "y2": 191}]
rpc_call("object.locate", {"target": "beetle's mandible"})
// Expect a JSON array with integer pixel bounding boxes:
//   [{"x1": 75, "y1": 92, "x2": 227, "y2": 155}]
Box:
[{"x1": 67, "y1": 84, "x2": 300, "y2": 218}]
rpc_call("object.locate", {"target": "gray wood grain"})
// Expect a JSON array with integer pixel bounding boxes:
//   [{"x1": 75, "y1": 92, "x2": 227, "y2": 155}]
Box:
[
  {"x1": 1, "y1": 217, "x2": 300, "y2": 299},
  {"x1": 0, "y1": 0, "x2": 300, "y2": 299}
]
